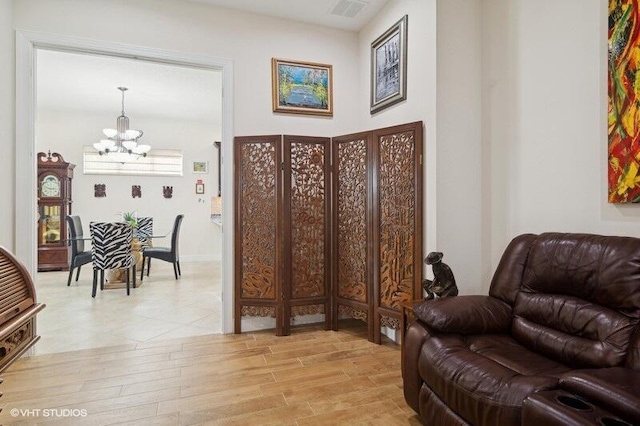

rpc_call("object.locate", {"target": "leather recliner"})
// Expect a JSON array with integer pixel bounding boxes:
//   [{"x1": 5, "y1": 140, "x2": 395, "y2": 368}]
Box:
[{"x1": 403, "y1": 233, "x2": 640, "y2": 426}]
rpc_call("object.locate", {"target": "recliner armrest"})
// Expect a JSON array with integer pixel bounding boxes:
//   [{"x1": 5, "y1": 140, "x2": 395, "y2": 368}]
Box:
[
  {"x1": 413, "y1": 295, "x2": 512, "y2": 334},
  {"x1": 560, "y1": 368, "x2": 640, "y2": 424}
]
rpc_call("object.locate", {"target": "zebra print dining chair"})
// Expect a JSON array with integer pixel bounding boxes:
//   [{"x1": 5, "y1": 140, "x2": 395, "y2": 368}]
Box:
[
  {"x1": 134, "y1": 217, "x2": 153, "y2": 249},
  {"x1": 89, "y1": 222, "x2": 136, "y2": 297}
]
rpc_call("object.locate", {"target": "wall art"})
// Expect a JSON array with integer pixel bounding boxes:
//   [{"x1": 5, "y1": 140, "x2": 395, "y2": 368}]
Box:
[
  {"x1": 195, "y1": 181, "x2": 205, "y2": 194},
  {"x1": 94, "y1": 184, "x2": 106, "y2": 198},
  {"x1": 272, "y1": 58, "x2": 333, "y2": 116},
  {"x1": 609, "y1": 0, "x2": 640, "y2": 202},
  {"x1": 370, "y1": 15, "x2": 408, "y2": 114},
  {"x1": 192, "y1": 161, "x2": 208, "y2": 174}
]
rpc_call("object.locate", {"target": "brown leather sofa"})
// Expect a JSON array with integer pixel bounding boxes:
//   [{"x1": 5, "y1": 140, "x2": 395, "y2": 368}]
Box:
[{"x1": 402, "y1": 233, "x2": 640, "y2": 426}]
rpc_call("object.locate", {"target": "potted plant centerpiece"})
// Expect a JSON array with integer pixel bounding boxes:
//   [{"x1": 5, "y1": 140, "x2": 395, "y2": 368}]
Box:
[{"x1": 121, "y1": 211, "x2": 138, "y2": 229}]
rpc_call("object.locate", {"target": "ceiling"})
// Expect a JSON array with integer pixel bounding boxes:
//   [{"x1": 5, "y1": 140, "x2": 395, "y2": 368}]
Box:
[
  {"x1": 37, "y1": 49, "x2": 222, "y2": 124},
  {"x1": 188, "y1": 0, "x2": 390, "y2": 31}
]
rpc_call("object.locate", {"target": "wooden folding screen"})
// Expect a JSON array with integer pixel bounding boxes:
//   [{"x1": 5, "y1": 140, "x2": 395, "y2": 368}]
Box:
[
  {"x1": 235, "y1": 121, "x2": 422, "y2": 342},
  {"x1": 332, "y1": 122, "x2": 423, "y2": 343},
  {"x1": 234, "y1": 135, "x2": 331, "y2": 336},
  {"x1": 331, "y1": 131, "x2": 375, "y2": 339}
]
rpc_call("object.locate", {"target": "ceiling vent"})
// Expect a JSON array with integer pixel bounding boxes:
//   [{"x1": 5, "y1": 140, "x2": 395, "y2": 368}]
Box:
[{"x1": 329, "y1": 0, "x2": 369, "y2": 19}]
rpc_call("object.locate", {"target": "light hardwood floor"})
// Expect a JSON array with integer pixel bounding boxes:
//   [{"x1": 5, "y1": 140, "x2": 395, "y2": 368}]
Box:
[{"x1": 0, "y1": 322, "x2": 421, "y2": 425}]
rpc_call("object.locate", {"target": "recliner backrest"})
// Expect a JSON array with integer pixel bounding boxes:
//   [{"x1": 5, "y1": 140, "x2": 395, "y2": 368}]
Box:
[{"x1": 511, "y1": 233, "x2": 640, "y2": 368}]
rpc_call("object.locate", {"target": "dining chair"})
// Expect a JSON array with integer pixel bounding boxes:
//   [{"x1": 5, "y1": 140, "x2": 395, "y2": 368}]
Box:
[
  {"x1": 90, "y1": 222, "x2": 136, "y2": 297},
  {"x1": 135, "y1": 217, "x2": 153, "y2": 249},
  {"x1": 140, "y1": 214, "x2": 184, "y2": 281},
  {"x1": 66, "y1": 215, "x2": 92, "y2": 286}
]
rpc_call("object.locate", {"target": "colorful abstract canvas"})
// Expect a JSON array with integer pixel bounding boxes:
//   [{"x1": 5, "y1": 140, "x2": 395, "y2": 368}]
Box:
[{"x1": 609, "y1": 0, "x2": 640, "y2": 202}]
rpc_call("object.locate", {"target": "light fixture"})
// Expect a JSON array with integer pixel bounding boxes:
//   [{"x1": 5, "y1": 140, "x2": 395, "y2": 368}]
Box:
[{"x1": 93, "y1": 87, "x2": 151, "y2": 160}]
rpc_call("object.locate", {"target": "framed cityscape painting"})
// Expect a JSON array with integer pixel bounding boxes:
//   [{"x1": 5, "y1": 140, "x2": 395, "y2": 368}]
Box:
[
  {"x1": 272, "y1": 58, "x2": 333, "y2": 116},
  {"x1": 609, "y1": 0, "x2": 640, "y2": 202},
  {"x1": 370, "y1": 15, "x2": 408, "y2": 114}
]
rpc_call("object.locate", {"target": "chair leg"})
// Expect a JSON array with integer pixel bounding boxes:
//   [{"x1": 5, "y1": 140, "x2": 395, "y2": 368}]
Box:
[
  {"x1": 140, "y1": 256, "x2": 145, "y2": 282},
  {"x1": 126, "y1": 268, "x2": 130, "y2": 296},
  {"x1": 92, "y1": 270, "x2": 98, "y2": 297},
  {"x1": 132, "y1": 265, "x2": 137, "y2": 289},
  {"x1": 100, "y1": 270, "x2": 105, "y2": 290},
  {"x1": 173, "y1": 262, "x2": 178, "y2": 280},
  {"x1": 75, "y1": 265, "x2": 82, "y2": 281},
  {"x1": 177, "y1": 261, "x2": 181, "y2": 276},
  {"x1": 67, "y1": 267, "x2": 74, "y2": 286},
  {"x1": 147, "y1": 257, "x2": 151, "y2": 277}
]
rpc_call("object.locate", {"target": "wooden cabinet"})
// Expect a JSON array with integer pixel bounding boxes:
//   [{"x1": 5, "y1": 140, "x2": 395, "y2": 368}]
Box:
[{"x1": 37, "y1": 152, "x2": 75, "y2": 271}]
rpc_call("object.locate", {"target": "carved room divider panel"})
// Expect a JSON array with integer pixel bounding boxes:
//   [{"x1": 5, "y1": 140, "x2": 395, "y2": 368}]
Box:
[
  {"x1": 332, "y1": 122, "x2": 423, "y2": 343},
  {"x1": 235, "y1": 121, "x2": 422, "y2": 341},
  {"x1": 234, "y1": 135, "x2": 331, "y2": 336},
  {"x1": 331, "y1": 131, "x2": 375, "y2": 340},
  {"x1": 234, "y1": 135, "x2": 282, "y2": 334}
]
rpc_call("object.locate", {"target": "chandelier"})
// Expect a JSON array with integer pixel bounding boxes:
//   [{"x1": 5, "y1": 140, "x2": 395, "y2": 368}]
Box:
[{"x1": 93, "y1": 87, "x2": 151, "y2": 159}]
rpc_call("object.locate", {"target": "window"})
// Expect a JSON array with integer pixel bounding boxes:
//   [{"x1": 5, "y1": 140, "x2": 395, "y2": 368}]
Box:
[{"x1": 83, "y1": 147, "x2": 183, "y2": 176}]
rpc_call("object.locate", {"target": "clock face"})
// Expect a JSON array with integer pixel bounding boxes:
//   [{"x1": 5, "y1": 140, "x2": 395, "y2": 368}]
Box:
[{"x1": 41, "y1": 175, "x2": 61, "y2": 197}]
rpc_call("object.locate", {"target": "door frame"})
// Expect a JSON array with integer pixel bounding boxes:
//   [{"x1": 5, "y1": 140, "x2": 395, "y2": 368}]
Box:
[{"x1": 16, "y1": 30, "x2": 235, "y2": 333}]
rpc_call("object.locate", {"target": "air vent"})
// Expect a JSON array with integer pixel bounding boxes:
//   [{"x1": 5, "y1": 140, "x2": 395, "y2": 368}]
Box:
[{"x1": 329, "y1": 0, "x2": 369, "y2": 18}]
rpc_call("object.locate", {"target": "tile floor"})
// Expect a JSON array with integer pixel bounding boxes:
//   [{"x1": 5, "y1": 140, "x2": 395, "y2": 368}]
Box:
[{"x1": 33, "y1": 260, "x2": 222, "y2": 355}]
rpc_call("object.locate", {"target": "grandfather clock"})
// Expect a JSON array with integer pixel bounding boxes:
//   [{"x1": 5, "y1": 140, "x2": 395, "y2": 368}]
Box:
[{"x1": 37, "y1": 151, "x2": 75, "y2": 271}]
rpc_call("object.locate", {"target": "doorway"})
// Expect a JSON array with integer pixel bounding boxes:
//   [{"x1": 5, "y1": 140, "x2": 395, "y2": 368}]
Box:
[{"x1": 16, "y1": 31, "x2": 235, "y2": 345}]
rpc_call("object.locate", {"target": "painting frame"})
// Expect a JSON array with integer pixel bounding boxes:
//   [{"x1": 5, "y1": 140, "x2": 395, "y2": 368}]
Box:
[
  {"x1": 192, "y1": 161, "x2": 208, "y2": 174},
  {"x1": 370, "y1": 15, "x2": 408, "y2": 114},
  {"x1": 195, "y1": 182, "x2": 205, "y2": 194},
  {"x1": 272, "y1": 58, "x2": 333, "y2": 116},
  {"x1": 609, "y1": 0, "x2": 640, "y2": 203}
]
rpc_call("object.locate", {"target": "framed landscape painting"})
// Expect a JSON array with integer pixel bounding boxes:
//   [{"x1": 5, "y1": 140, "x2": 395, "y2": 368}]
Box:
[
  {"x1": 371, "y1": 15, "x2": 408, "y2": 114},
  {"x1": 272, "y1": 58, "x2": 333, "y2": 116}
]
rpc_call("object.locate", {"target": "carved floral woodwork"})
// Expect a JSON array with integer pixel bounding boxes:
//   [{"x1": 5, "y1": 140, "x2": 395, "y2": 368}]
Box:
[
  {"x1": 290, "y1": 141, "x2": 326, "y2": 299},
  {"x1": 241, "y1": 306, "x2": 276, "y2": 317},
  {"x1": 378, "y1": 131, "x2": 416, "y2": 313},
  {"x1": 338, "y1": 304, "x2": 368, "y2": 322},
  {"x1": 336, "y1": 139, "x2": 368, "y2": 304},
  {"x1": 239, "y1": 142, "x2": 277, "y2": 301},
  {"x1": 235, "y1": 122, "x2": 422, "y2": 341}
]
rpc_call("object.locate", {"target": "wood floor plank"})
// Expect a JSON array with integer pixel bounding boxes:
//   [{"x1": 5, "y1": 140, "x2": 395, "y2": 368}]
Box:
[
  {"x1": 297, "y1": 399, "x2": 403, "y2": 425},
  {"x1": 307, "y1": 384, "x2": 404, "y2": 414},
  {"x1": 282, "y1": 376, "x2": 377, "y2": 404},
  {"x1": 0, "y1": 325, "x2": 417, "y2": 425},
  {"x1": 81, "y1": 368, "x2": 182, "y2": 392},
  {"x1": 208, "y1": 401, "x2": 313, "y2": 425}
]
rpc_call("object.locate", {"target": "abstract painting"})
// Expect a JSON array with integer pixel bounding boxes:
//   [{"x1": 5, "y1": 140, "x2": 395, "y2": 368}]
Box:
[
  {"x1": 272, "y1": 58, "x2": 333, "y2": 116},
  {"x1": 609, "y1": 0, "x2": 640, "y2": 202}
]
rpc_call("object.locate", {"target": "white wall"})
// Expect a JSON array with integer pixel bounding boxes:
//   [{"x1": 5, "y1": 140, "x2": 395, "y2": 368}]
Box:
[
  {"x1": 436, "y1": 0, "x2": 484, "y2": 294},
  {"x1": 36, "y1": 110, "x2": 222, "y2": 259},
  {"x1": 484, "y1": 0, "x2": 640, "y2": 268},
  {"x1": 358, "y1": 0, "x2": 438, "y2": 278},
  {"x1": 1, "y1": 0, "x2": 14, "y2": 249},
  {"x1": 13, "y1": 0, "x2": 361, "y2": 137}
]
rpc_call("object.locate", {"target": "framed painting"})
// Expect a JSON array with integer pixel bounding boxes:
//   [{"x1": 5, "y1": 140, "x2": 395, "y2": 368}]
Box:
[
  {"x1": 192, "y1": 161, "x2": 208, "y2": 174},
  {"x1": 609, "y1": 0, "x2": 640, "y2": 202},
  {"x1": 370, "y1": 15, "x2": 408, "y2": 114},
  {"x1": 272, "y1": 58, "x2": 333, "y2": 116},
  {"x1": 195, "y1": 182, "x2": 205, "y2": 194}
]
